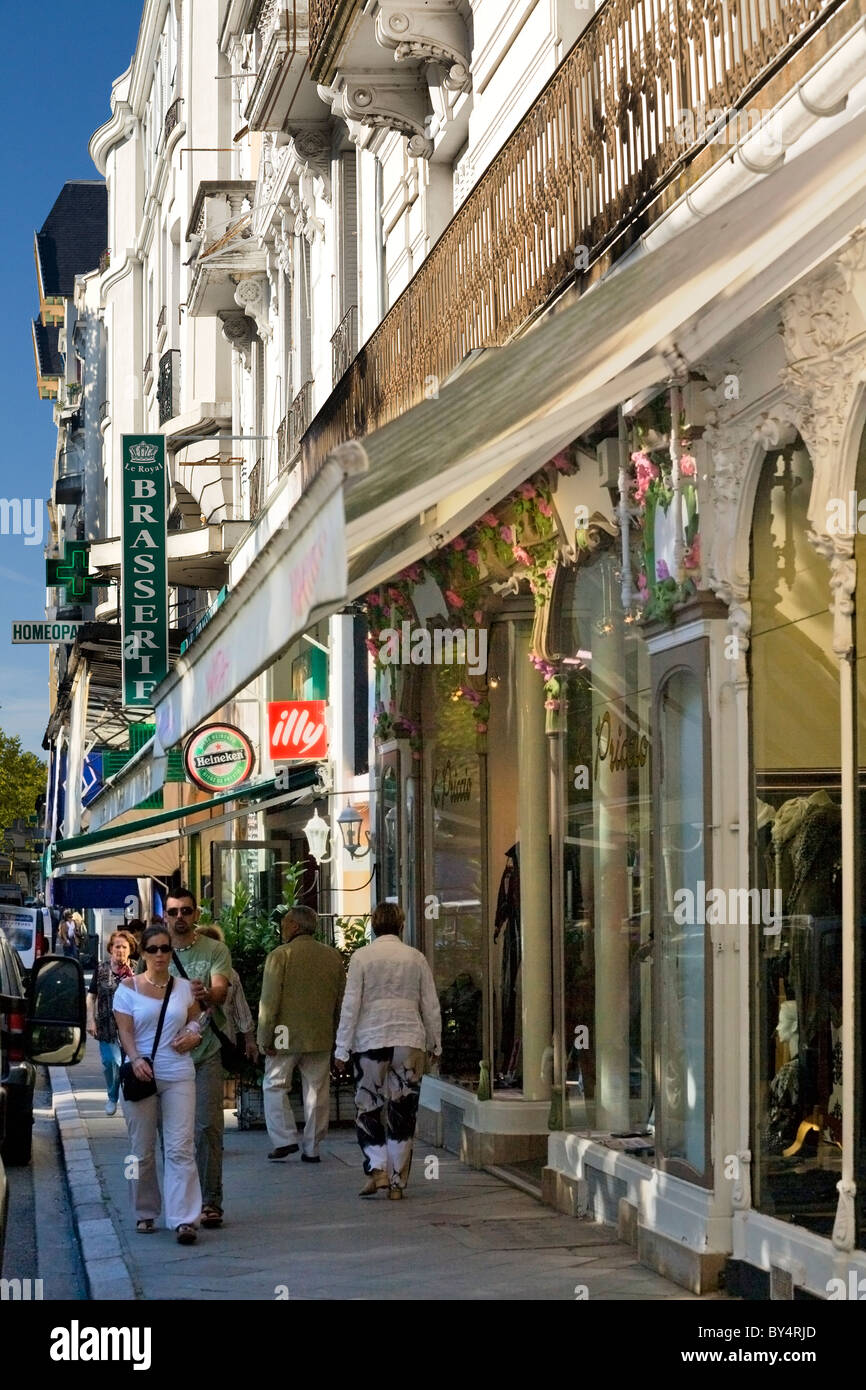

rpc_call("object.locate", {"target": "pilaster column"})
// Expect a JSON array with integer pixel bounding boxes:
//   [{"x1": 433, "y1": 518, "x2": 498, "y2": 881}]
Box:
[{"x1": 515, "y1": 621, "x2": 552, "y2": 1102}]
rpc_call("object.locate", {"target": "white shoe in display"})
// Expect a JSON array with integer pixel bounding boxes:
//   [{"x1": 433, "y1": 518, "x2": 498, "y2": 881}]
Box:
[{"x1": 105, "y1": 1101, "x2": 117, "y2": 1116}]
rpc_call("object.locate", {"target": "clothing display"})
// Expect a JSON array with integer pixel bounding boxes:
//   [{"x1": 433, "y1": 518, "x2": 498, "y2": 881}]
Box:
[
  {"x1": 494, "y1": 844, "x2": 521, "y2": 1071},
  {"x1": 439, "y1": 971, "x2": 482, "y2": 1077}
]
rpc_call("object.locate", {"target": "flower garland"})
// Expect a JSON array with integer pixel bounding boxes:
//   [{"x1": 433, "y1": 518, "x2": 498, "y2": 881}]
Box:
[{"x1": 629, "y1": 433, "x2": 701, "y2": 623}]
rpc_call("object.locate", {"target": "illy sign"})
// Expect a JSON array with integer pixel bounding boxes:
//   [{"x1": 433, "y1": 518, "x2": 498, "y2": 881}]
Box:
[{"x1": 268, "y1": 701, "x2": 328, "y2": 761}]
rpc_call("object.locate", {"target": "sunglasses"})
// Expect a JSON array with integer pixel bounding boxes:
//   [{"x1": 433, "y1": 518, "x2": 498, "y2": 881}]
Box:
[
  {"x1": 143, "y1": 944, "x2": 172, "y2": 955},
  {"x1": 166, "y1": 906, "x2": 195, "y2": 917}
]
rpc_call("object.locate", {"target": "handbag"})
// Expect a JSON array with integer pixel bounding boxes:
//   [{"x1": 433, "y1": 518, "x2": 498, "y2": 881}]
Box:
[
  {"x1": 119, "y1": 977, "x2": 174, "y2": 1102},
  {"x1": 171, "y1": 950, "x2": 245, "y2": 1071}
]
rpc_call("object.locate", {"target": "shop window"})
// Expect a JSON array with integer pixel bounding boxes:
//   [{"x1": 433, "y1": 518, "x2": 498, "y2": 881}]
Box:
[
  {"x1": 423, "y1": 665, "x2": 483, "y2": 1085},
  {"x1": 654, "y1": 656, "x2": 710, "y2": 1181},
  {"x1": 751, "y1": 442, "x2": 843, "y2": 1235},
  {"x1": 558, "y1": 548, "x2": 653, "y2": 1133}
]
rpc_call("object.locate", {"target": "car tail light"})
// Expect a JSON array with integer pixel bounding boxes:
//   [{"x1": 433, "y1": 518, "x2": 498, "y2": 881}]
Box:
[{"x1": 8, "y1": 1009, "x2": 26, "y2": 1062}]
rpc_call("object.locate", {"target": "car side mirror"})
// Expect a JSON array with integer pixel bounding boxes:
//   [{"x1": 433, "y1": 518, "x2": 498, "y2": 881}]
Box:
[{"x1": 25, "y1": 954, "x2": 86, "y2": 1065}]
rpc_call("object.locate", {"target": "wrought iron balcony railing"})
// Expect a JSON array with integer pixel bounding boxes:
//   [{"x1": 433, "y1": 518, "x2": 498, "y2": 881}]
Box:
[
  {"x1": 158, "y1": 349, "x2": 181, "y2": 426},
  {"x1": 248, "y1": 460, "x2": 263, "y2": 519},
  {"x1": 302, "y1": 0, "x2": 850, "y2": 481},
  {"x1": 143, "y1": 352, "x2": 153, "y2": 379},
  {"x1": 332, "y1": 305, "x2": 358, "y2": 386},
  {"x1": 163, "y1": 97, "x2": 182, "y2": 145},
  {"x1": 276, "y1": 380, "x2": 316, "y2": 478},
  {"x1": 309, "y1": 0, "x2": 357, "y2": 82}
]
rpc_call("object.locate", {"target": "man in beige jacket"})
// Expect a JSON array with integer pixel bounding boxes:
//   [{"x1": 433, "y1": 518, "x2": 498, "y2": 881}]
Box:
[{"x1": 257, "y1": 905, "x2": 345, "y2": 1162}]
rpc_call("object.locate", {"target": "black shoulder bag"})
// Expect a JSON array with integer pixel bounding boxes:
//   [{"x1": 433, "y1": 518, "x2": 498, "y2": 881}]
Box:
[
  {"x1": 119, "y1": 976, "x2": 174, "y2": 1102},
  {"x1": 172, "y1": 951, "x2": 246, "y2": 1072}
]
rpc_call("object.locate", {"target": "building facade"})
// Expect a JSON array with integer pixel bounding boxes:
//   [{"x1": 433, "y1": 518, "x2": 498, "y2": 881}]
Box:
[{"x1": 36, "y1": 0, "x2": 866, "y2": 1296}]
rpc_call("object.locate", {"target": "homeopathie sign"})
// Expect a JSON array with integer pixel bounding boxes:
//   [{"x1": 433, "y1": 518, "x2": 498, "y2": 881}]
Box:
[{"x1": 121, "y1": 435, "x2": 168, "y2": 706}]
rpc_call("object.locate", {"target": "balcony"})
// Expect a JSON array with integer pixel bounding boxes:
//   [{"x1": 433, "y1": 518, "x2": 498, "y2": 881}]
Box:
[
  {"x1": 276, "y1": 380, "x2": 314, "y2": 478},
  {"x1": 158, "y1": 349, "x2": 181, "y2": 425},
  {"x1": 245, "y1": 1, "x2": 312, "y2": 131},
  {"x1": 163, "y1": 97, "x2": 183, "y2": 145},
  {"x1": 248, "y1": 460, "x2": 263, "y2": 519},
  {"x1": 186, "y1": 182, "x2": 265, "y2": 323},
  {"x1": 309, "y1": 0, "x2": 359, "y2": 84},
  {"x1": 55, "y1": 473, "x2": 83, "y2": 506},
  {"x1": 302, "y1": 0, "x2": 853, "y2": 482},
  {"x1": 332, "y1": 305, "x2": 358, "y2": 386}
]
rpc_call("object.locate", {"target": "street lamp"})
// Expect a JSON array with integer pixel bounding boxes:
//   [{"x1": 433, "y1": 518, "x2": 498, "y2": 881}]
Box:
[
  {"x1": 303, "y1": 807, "x2": 332, "y2": 864},
  {"x1": 337, "y1": 805, "x2": 372, "y2": 860}
]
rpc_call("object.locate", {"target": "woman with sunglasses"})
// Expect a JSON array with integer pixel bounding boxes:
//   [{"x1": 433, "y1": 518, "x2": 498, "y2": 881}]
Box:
[
  {"x1": 86, "y1": 930, "x2": 135, "y2": 1115},
  {"x1": 113, "y1": 923, "x2": 203, "y2": 1243}
]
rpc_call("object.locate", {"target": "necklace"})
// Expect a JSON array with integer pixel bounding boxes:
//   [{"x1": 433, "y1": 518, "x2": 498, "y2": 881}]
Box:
[{"x1": 145, "y1": 976, "x2": 168, "y2": 989}]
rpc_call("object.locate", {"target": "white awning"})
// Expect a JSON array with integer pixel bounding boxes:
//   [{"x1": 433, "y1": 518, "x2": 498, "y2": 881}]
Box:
[
  {"x1": 153, "y1": 455, "x2": 348, "y2": 752},
  {"x1": 86, "y1": 737, "x2": 167, "y2": 833}
]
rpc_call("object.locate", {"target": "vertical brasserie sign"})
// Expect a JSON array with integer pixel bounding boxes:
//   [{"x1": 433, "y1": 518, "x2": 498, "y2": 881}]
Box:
[{"x1": 122, "y1": 434, "x2": 168, "y2": 706}]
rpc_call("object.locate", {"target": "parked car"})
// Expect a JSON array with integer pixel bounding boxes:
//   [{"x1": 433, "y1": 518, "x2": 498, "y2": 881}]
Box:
[
  {"x1": 0, "y1": 935, "x2": 35, "y2": 1165},
  {"x1": 0, "y1": 943, "x2": 85, "y2": 1272}
]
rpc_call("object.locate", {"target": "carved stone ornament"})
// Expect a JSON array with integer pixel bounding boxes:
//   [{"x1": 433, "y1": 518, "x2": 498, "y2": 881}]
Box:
[
  {"x1": 731, "y1": 1149, "x2": 752, "y2": 1211},
  {"x1": 376, "y1": 3, "x2": 471, "y2": 93},
  {"x1": 808, "y1": 530, "x2": 855, "y2": 657},
  {"x1": 319, "y1": 75, "x2": 434, "y2": 158},
  {"x1": 218, "y1": 310, "x2": 255, "y2": 369},
  {"x1": 234, "y1": 275, "x2": 272, "y2": 341},
  {"x1": 832, "y1": 1177, "x2": 857, "y2": 1252},
  {"x1": 285, "y1": 129, "x2": 332, "y2": 203}
]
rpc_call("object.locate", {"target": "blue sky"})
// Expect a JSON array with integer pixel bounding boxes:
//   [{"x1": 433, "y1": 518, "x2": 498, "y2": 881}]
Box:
[{"x1": 0, "y1": 4, "x2": 141, "y2": 755}]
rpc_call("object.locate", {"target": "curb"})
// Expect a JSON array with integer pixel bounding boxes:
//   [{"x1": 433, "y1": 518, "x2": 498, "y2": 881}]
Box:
[{"x1": 50, "y1": 1068, "x2": 137, "y2": 1300}]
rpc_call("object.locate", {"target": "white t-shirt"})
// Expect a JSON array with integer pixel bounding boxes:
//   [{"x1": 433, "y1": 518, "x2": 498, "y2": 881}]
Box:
[{"x1": 113, "y1": 977, "x2": 195, "y2": 1081}]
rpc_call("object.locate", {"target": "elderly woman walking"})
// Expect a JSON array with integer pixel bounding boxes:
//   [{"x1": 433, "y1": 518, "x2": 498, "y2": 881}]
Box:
[{"x1": 86, "y1": 930, "x2": 135, "y2": 1115}]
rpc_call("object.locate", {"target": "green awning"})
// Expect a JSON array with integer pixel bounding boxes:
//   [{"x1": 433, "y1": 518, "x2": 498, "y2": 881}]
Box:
[{"x1": 44, "y1": 766, "x2": 319, "y2": 876}]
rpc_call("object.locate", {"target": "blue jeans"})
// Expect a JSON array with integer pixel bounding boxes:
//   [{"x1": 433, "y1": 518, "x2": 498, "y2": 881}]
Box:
[{"x1": 99, "y1": 1040, "x2": 121, "y2": 1104}]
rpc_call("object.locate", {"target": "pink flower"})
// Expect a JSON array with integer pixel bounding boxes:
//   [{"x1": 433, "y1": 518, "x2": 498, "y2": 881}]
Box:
[
  {"x1": 499, "y1": 525, "x2": 514, "y2": 544},
  {"x1": 656, "y1": 559, "x2": 671, "y2": 582},
  {"x1": 679, "y1": 454, "x2": 696, "y2": 477},
  {"x1": 365, "y1": 592, "x2": 382, "y2": 606},
  {"x1": 551, "y1": 450, "x2": 572, "y2": 473},
  {"x1": 399, "y1": 564, "x2": 422, "y2": 583},
  {"x1": 633, "y1": 452, "x2": 661, "y2": 504},
  {"x1": 387, "y1": 586, "x2": 404, "y2": 602},
  {"x1": 537, "y1": 498, "x2": 553, "y2": 518},
  {"x1": 473, "y1": 609, "x2": 483, "y2": 624},
  {"x1": 637, "y1": 570, "x2": 648, "y2": 594},
  {"x1": 481, "y1": 511, "x2": 499, "y2": 527},
  {"x1": 466, "y1": 549, "x2": 480, "y2": 568},
  {"x1": 451, "y1": 536, "x2": 467, "y2": 551},
  {"x1": 545, "y1": 564, "x2": 557, "y2": 583},
  {"x1": 683, "y1": 534, "x2": 702, "y2": 571},
  {"x1": 513, "y1": 545, "x2": 533, "y2": 566},
  {"x1": 444, "y1": 588, "x2": 464, "y2": 608},
  {"x1": 544, "y1": 698, "x2": 562, "y2": 712},
  {"x1": 475, "y1": 721, "x2": 488, "y2": 734},
  {"x1": 365, "y1": 638, "x2": 378, "y2": 657},
  {"x1": 519, "y1": 483, "x2": 537, "y2": 499}
]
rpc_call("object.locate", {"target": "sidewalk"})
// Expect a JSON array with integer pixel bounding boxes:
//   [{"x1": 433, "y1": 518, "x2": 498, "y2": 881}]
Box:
[{"x1": 55, "y1": 1043, "x2": 712, "y2": 1301}]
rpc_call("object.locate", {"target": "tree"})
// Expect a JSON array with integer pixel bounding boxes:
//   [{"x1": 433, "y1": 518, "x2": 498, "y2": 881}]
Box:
[{"x1": 0, "y1": 729, "x2": 47, "y2": 841}]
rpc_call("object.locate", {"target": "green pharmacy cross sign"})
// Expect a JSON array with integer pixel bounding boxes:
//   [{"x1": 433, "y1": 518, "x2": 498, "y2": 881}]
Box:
[{"x1": 46, "y1": 542, "x2": 96, "y2": 605}]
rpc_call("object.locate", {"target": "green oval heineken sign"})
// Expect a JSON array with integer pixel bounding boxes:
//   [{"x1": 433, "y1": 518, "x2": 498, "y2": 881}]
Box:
[{"x1": 183, "y1": 723, "x2": 255, "y2": 792}]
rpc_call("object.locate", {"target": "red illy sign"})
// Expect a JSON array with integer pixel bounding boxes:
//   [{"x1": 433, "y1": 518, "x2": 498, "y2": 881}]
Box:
[{"x1": 268, "y1": 701, "x2": 328, "y2": 761}]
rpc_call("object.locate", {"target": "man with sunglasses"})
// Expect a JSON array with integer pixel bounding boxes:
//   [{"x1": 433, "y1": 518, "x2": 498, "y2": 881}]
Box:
[{"x1": 164, "y1": 889, "x2": 231, "y2": 1229}]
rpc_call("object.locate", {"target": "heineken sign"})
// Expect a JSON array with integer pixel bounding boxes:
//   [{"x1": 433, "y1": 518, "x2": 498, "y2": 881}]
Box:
[
  {"x1": 183, "y1": 723, "x2": 255, "y2": 792},
  {"x1": 122, "y1": 434, "x2": 168, "y2": 706}
]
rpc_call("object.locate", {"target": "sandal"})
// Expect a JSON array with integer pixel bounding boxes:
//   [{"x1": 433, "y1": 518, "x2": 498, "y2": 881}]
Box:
[
  {"x1": 136, "y1": 1219, "x2": 156, "y2": 1234},
  {"x1": 201, "y1": 1205, "x2": 223, "y2": 1228},
  {"x1": 176, "y1": 1224, "x2": 197, "y2": 1244}
]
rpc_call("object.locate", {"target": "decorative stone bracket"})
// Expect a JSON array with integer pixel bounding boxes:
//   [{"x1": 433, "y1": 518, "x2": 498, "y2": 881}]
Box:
[
  {"x1": 233, "y1": 274, "x2": 272, "y2": 342},
  {"x1": 318, "y1": 74, "x2": 434, "y2": 157},
  {"x1": 218, "y1": 310, "x2": 256, "y2": 370},
  {"x1": 376, "y1": 3, "x2": 471, "y2": 93}
]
